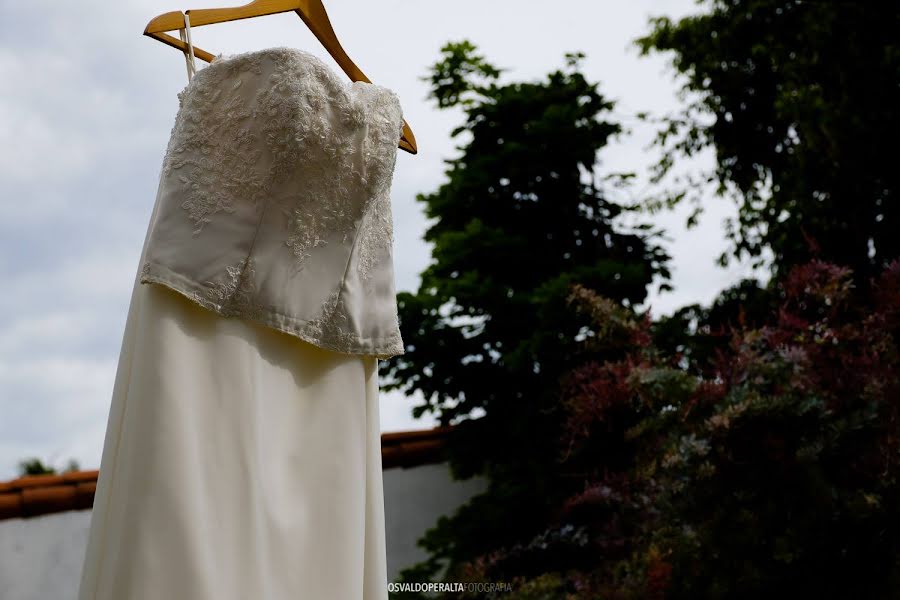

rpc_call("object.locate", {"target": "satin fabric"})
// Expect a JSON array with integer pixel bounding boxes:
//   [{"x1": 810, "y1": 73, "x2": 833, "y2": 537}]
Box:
[{"x1": 77, "y1": 192, "x2": 389, "y2": 599}]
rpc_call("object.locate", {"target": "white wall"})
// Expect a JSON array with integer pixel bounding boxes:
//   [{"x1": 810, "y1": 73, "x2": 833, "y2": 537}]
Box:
[
  {"x1": 383, "y1": 463, "x2": 488, "y2": 582},
  {"x1": 0, "y1": 509, "x2": 93, "y2": 600},
  {"x1": 0, "y1": 463, "x2": 486, "y2": 599}
]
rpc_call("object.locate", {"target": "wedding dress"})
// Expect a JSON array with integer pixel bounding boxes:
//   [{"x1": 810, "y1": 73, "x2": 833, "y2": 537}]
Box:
[{"x1": 76, "y1": 46, "x2": 406, "y2": 600}]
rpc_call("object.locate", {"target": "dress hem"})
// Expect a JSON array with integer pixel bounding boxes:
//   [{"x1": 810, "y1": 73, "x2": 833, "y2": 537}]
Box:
[{"x1": 139, "y1": 261, "x2": 405, "y2": 361}]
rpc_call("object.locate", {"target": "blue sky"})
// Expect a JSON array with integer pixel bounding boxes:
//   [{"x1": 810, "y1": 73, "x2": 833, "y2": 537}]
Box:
[{"x1": 0, "y1": 0, "x2": 764, "y2": 479}]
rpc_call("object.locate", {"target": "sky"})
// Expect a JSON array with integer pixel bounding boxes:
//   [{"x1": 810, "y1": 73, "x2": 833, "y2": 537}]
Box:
[{"x1": 0, "y1": 0, "x2": 764, "y2": 479}]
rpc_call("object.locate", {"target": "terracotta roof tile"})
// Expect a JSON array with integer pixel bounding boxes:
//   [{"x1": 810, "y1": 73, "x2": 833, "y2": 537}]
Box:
[
  {"x1": 0, "y1": 426, "x2": 452, "y2": 521},
  {"x1": 381, "y1": 425, "x2": 453, "y2": 469}
]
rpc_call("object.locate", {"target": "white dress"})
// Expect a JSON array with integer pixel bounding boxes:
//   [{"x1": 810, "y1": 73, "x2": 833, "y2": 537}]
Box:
[{"x1": 77, "y1": 47, "x2": 406, "y2": 600}]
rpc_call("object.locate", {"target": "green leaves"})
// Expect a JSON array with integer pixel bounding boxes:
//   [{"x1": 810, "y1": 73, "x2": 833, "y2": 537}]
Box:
[
  {"x1": 382, "y1": 41, "x2": 670, "y2": 583},
  {"x1": 419, "y1": 40, "x2": 505, "y2": 109},
  {"x1": 637, "y1": 0, "x2": 900, "y2": 281}
]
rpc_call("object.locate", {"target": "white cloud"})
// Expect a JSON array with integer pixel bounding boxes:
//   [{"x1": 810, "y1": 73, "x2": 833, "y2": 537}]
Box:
[{"x1": 0, "y1": 356, "x2": 115, "y2": 475}]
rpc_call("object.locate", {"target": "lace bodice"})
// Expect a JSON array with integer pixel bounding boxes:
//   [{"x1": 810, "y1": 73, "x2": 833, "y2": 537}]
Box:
[{"x1": 139, "y1": 47, "x2": 406, "y2": 359}]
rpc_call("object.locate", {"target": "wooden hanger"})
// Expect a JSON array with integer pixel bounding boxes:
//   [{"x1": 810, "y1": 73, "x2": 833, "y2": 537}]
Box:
[{"x1": 144, "y1": 0, "x2": 418, "y2": 155}]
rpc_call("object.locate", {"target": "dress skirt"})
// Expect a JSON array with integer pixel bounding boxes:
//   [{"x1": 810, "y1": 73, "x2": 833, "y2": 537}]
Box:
[{"x1": 76, "y1": 237, "x2": 389, "y2": 599}]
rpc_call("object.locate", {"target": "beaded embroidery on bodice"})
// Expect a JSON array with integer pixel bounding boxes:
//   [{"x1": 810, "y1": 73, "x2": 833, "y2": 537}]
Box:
[{"x1": 139, "y1": 47, "x2": 406, "y2": 359}]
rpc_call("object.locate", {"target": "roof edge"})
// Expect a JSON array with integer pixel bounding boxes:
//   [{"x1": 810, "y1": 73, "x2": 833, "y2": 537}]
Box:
[{"x1": 0, "y1": 425, "x2": 455, "y2": 522}]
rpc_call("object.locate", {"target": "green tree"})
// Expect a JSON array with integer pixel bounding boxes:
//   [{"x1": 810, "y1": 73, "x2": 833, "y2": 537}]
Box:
[
  {"x1": 17, "y1": 458, "x2": 56, "y2": 476},
  {"x1": 636, "y1": 1, "x2": 900, "y2": 284},
  {"x1": 16, "y1": 457, "x2": 79, "y2": 476},
  {"x1": 381, "y1": 41, "x2": 670, "y2": 582}
]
